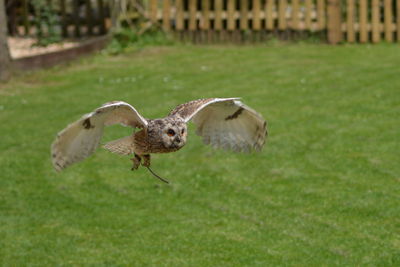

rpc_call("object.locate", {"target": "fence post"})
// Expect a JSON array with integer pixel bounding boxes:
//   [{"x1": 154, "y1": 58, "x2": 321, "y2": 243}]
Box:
[
  {"x1": 97, "y1": 0, "x2": 106, "y2": 34},
  {"x1": 111, "y1": 0, "x2": 121, "y2": 32},
  {"x1": 86, "y1": 0, "x2": 94, "y2": 35},
  {"x1": 327, "y1": 0, "x2": 342, "y2": 44},
  {"x1": 22, "y1": 0, "x2": 30, "y2": 35},
  {"x1": 73, "y1": 0, "x2": 81, "y2": 37},
  {"x1": 60, "y1": 0, "x2": 68, "y2": 37}
]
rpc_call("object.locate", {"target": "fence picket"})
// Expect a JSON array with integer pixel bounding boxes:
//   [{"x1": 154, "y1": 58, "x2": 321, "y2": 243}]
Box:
[
  {"x1": 215, "y1": 0, "x2": 223, "y2": 30},
  {"x1": 97, "y1": 0, "x2": 106, "y2": 34},
  {"x1": 359, "y1": 0, "x2": 368, "y2": 43},
  {"x1": 347, "y1": 0, "x2": 355, "y2": 42},
  {"x1": 60, "y1": 0, "x2": 67, "y2": 37},
  {"x1": 265, "y1": 0, "x2": 274, "y2": 30},
  {"x1": 253, "y1": 0, "x2": 261, "y2": 30},
  {"x1": 372, "y1": 0, "x2": 381, "y2": 43},
  {"x1": 317, "y1": 0, "x2": 325, "y2": 30},
  {"x1": 228, "y1": 0, "x2": 235, "y2": 31},
  {"x1": 163, "y1": 0, "x2": 171, "y2": 31},
  {"x1": 384, "y1": 0, "x2": 393, "y2": 42},
  {"x1": 327, "y1": 0, "x2": 341, "y2": 44},
  {"x1": 176, "y1": 0, "x2": 184, "y2": 30},
  {"x1": 86, "y1": 0, "x2": 94, "y2": 35},
  {"x1": 150, "y1": 0, "x2": 157, "y2": 22},
  {"x1": 202, "y1": 0, "x2": 210, "y2": 30},
  {"x1": 189, "y1": 0, "x2": 197, "y2": 31},
  {"x1": 305, "y1": 0, "x2": 312, "y2": 30},
  {"x1": 22, "y1": 0, "x2": 29, "y2": 35},
  {"x1": 241, "y1": 0, "x2": 249, "y2": 30},
  {"x1": 278, "y1": 0, "x2": 287, "y2": 30},
  {"x1": 73, "y1": 0, "x2": 81, "y2": 37},
  {"x1": 292, "y1": 0, "x2": 300, "y2": 30}
]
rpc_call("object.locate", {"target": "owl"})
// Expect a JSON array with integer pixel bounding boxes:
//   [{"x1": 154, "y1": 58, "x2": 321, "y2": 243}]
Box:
[{"x1": 51, "y1": 98, "x2": 267, "y2": 180}]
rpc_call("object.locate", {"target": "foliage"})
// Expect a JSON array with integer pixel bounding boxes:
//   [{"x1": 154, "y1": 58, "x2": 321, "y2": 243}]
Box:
[
  {"x1": 1, "y1": 44, "x2": 400, "y2": 266},
  {"x1": 32, "y1": 0, "x2": 61, "y2": 47},
  {"x1": 106, "y1": 26, "x2": 174, "y2": 55}
]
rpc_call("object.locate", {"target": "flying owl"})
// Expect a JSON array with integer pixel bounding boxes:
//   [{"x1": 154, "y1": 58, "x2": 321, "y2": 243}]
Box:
[{"x1": 51, "y1": 98, "x2": 267, "y2": 181}]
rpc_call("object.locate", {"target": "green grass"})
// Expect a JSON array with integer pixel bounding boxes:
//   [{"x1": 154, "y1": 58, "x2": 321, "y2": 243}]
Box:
[{"x1": 1, "y1": 43, "x2": 399, "y2": 266}]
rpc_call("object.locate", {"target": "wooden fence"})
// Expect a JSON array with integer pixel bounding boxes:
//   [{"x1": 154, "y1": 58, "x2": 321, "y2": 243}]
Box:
[
  {"x1": 343, "y1": 0, "x2": 400, "y2": 43},
  {"x1": 6, "y1": 0, "x2": 110, "y2": 38},
  {"x1": 6, "y1": 0, "x2": 400, "y2": 43},
  {"x1": 144, "y1": 0, "x2": 400, "y2": 43}
]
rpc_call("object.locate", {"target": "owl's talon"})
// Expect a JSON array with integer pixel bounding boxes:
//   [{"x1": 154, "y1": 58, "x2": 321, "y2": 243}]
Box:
[
  {"x1": 131, "y1": 163, "x2": 139, "y2": 171},
  {"x1": 131, "y1": 154, "x2": 141, "y2": 170},
  {"x1": 131, "y1": 166, "x2": 139, "y2": 171}
]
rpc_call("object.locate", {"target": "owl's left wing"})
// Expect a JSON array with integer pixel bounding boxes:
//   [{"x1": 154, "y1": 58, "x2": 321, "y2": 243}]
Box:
[{"x1": 169, "y1": 98, "x2": 267, "y2": 152}]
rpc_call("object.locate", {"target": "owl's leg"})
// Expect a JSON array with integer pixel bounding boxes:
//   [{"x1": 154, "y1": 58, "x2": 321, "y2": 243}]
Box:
[
  {"x1": 131, "y1": 154, "x2": 141, "y2": 170},
  {"x1": 142, "y1": 154, "x2": 151, "y2": 167}
]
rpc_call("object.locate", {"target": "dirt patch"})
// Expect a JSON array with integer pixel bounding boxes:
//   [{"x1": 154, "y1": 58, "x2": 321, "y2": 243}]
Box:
[
  {"x1": 8, "y1": 37, "x2": 81, "y2": 59},
  {"x1": 8, "y1": 36, "x2": 110, "y2": 71}
]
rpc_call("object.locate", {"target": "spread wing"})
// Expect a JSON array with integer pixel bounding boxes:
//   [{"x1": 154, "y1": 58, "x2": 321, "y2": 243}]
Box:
[
  {"x1": 169, "y1": 98, "x2": 267, "y2": 152},
  {"x1": 51, "y1": 101, "x2": 148, "y2": 171}
]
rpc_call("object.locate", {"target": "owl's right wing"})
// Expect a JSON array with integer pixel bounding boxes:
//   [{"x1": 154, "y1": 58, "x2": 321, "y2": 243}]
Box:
[{"x1": 51, "y1": 101, "x2": 148, "y2": 171}]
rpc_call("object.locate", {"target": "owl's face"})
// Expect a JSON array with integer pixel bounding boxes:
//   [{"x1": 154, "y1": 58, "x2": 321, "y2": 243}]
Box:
[{"x1": 160, "y1": 120, "x2": 187, "y2": 150}]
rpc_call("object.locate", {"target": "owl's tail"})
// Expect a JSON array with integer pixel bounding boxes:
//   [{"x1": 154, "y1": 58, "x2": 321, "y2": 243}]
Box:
[{"x1": 103, "y1": 135, "x2": 135, "y2": 155}]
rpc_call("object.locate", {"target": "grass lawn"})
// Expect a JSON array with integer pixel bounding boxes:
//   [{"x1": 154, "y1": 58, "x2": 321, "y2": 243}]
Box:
[{"x1": 1, "y1": 43, "x2": 399, "y2": 266}]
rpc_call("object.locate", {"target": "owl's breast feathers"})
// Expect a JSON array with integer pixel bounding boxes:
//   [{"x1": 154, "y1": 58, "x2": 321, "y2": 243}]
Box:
[{"x1": 133, "y1": 126, "x2": 180, "y2": 154}]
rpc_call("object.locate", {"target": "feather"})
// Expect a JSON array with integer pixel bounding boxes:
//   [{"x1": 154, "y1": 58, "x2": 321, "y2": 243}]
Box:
[
  {"x1": 171, "y1": 98, "x2": 267, "y2": 153},
  {"x1": 51, "y1": 101, "x2": 147, "y2": 171},
  {"x1": 103, "y1": 135, "x2": 134, "y2": 155}
]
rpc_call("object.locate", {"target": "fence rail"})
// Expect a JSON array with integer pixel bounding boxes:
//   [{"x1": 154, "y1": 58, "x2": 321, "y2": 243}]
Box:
[{"x1": 144, "y1": 0, "x2": 400, "y2": 43}]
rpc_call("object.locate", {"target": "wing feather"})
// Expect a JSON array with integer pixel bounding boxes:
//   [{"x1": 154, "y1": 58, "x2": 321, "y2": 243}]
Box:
[
  {"x1": 97, "y1": 101, "x2": 148, "y2": 128},
  {"x1": 51, "y1": 101, "x2": 147, "y2": 171},
  {"x1": 173, "y1": 98, "x2": 267, "y2": 153}
]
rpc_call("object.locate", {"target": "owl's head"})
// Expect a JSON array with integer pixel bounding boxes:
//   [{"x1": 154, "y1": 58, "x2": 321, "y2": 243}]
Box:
[{"x1": 153, "y1": 119, "x2": 187, "y2": 150}]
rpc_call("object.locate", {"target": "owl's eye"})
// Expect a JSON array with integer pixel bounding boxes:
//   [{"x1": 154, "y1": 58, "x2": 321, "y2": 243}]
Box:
[
  {"x1": 181, "y1": 129, "x2": 185, "y2": 134},
  {"x1": 167, "y1": 129, "x2": 175, "y2": 137}
]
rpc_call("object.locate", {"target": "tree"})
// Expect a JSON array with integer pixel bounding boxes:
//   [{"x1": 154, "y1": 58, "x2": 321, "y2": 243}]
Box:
[{"x1": 0, "y1": 0, "x2": 11, "y2": 81}]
